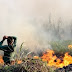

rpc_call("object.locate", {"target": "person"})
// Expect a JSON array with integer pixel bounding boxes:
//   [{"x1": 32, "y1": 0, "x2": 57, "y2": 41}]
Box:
[{"x1": 0, "y1": 36, "x2": 17, "y2": 64}]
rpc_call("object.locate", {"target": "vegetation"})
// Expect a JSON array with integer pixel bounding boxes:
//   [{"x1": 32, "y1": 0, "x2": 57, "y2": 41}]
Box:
[
  {"x1": 49, "y1": 40, "x2": 72, "y2": 56},
  {"x1": 0, "y1": 40, "x2": 72, "y2": 72},
  {"x1": 1, "y1": 16, "x2": 72, "y2": 71},
  {"x1": 0, "y1": 58, "x2": 56, "y2": 72}
]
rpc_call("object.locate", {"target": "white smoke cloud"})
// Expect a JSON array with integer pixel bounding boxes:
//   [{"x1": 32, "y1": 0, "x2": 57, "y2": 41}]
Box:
[{"x1": 0, "y1": 0, "x2": 72, "y2": 53}]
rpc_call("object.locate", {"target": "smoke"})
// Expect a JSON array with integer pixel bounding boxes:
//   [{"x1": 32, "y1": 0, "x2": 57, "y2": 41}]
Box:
[{"x1": 0, "y1": 0, "x2": 72, "y2": 55}]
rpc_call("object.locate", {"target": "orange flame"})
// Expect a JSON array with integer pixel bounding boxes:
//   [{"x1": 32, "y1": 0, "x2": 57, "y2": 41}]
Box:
[
  {"x1": 41, "y1": 50, "x2": 72, "y2": 68},
  {"x1": 0, "y1": 56, "x2": 22, "y2": 65},
  {"x1": 0, "y1": 56, "x2": 4, "y2": 65},
  {"x1": 17, "y1": 60, "x2": 22, "y2": 64},
  {"x1": 33, "y1": 56, "x2": 39, "y2": 59},
  {"x1": 68, "y1": 45, "x2": 72, "y2": 49}
]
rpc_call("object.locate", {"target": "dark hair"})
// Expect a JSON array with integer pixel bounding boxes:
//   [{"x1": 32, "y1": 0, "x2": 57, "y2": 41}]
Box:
[{"x1": 7, "y1": 36, "x2": 13, "y2": 43}]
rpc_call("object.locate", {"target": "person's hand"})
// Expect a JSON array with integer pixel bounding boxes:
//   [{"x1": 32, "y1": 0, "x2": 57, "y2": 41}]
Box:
[
  {"x1": 3, "y1": 36, "x2": 8, "y2": 40},
  {"x1": 5, "y1": 36, "x2": 8, "y2": 39}
]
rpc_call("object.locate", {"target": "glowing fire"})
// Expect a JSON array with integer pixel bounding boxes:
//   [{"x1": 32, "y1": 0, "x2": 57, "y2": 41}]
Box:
[
  {"x1": 0, "y1": 56, "x2": 4, "y2": 65},
  {"x1": 68, "y1": 45, "x2": 72, "y2": 49},
  {"x1": 11, "y1": 59, "x2": 22, "y2": 65},
  {"x1": 17, "y1": 60, "x2": 22, "y2": 64},
  {"x1": 41, "y1": 50, "x2": 72, "y2": 68},
  {"x1": 33, "y1": 56, "x2": 39, "y2": 59},
  {"x1": 0, "y1": 56, "x2": 22, "y2": 65}
]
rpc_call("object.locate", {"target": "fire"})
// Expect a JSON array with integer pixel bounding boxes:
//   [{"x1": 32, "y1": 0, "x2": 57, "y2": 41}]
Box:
[
  {"x1": 33, "y1": 56, "x2": 39, "y2": 59},
  {"x1": 41, "y1": 50, "x2": 72, "y2": 68},
  {"x1": 17, "y1": 60, "x2": 22, "y2": 64},
  {"x1": 68, "y1": 45, "x2": 72, "y2": 49},
  {"x1": 0, "y1": 56, "x2": 4, "y2": 65},
  {"x1": 0, "y1": 56, "x2": 22, "y2": 65},
  {"x1": 11, "y1": 59, "x2": 22, "y2": 65}
]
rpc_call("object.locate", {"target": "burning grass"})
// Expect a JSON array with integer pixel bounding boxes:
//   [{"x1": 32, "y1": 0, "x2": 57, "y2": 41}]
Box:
[
  {"x1": 41, "y1": 40, "x2": 72, "y2": 68},
  {"x1": 0, "y1": 40, "x2": 72, "y2": 72},
  {"x1": 41, "y1": 50, "x2": 72, "y2": 68}
]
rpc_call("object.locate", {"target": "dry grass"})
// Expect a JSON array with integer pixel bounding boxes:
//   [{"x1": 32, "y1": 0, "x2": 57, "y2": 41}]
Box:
[
  {"x1": 0, "y1": 40, "x2": 72, "y2": 72},
  {"x1": 0, "y1": 58, "x2": 56, "y2": 72}
]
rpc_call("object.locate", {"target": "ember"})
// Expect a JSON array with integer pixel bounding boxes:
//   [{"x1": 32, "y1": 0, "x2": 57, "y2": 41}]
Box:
[{"x1": 41, "y1": 50, "x2": 72, "y2": 68}]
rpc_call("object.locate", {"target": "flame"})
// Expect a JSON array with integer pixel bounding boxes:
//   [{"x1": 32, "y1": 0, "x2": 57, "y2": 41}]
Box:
[
  {"x1": 0, "y1": 56, "x2": 22, "y2": 65},
  {"x1": 68, "y1": 45, "x2": 72, "y2": 49},
  {"x1": 17, "y1": 60, "x2": 22, "y2": 64},
  {"x1": 11, "y1": 60, "x2": 15, "y2": 65},
  {"x1": 33, "y1": 56, "x2": 39, "y2": 59},
  {"x1": 41, "y1": 50, "x2": 72, "y2": 68},
  {"x1": 11, "y1": 59, "x2": 22, "y2": 65},
  {"x1": 0, "y1": 56, "x2": 4, "y2": 65}
]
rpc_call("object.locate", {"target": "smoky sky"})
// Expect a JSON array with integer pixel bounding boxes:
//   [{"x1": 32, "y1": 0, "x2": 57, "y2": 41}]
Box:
[{"x1": 0, "y1": 0, "x2": 72, "y2": 51}]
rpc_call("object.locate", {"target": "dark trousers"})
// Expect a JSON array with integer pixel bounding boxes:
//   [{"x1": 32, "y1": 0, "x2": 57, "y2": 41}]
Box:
[{"x1": 3, "y1": 56, "x2": 10, "y2": 64}]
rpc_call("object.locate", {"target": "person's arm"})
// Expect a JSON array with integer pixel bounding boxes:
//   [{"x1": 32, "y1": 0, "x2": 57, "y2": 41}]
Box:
[
  {"x1": 0, "y1": 36, "x2": 7, "y2": 45},
  {"x1": 0, "y1": 45, "x2": 7, "y2": 51},
  {"x1": 9, "y1": 36, "x2": 17, "y2": 52},
  {"x1": 12, "y1": 36, "x2": 17, "y2": 47},
  {"x1": 0, "y1": 36, "x2": 8, "y2": 51},
  {"x1": 7, "y1": 36, "x2": 17, "y2": 52},
  {"x1": 0, "y1": 39, "x2": 5, "y2": 45}
]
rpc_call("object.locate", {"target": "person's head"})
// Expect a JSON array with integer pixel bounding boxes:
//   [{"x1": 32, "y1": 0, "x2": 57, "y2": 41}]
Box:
[{"x1": 7, "y1": 36, "x2": 13, "y2": 45}]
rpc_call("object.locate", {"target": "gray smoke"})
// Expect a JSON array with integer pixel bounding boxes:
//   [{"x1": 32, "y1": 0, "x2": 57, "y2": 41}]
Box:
[{"x1": 0, "y1": 0, "x2": 72, "y2": 55}]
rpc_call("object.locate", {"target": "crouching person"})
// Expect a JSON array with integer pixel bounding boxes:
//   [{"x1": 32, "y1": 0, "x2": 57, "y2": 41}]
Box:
[{"x1": 0, "y1": 36, "x2": 17, "y2": 64}]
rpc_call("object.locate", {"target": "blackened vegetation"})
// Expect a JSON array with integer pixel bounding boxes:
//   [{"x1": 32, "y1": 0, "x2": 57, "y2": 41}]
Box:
[{"x1": 56, "y1": 64, "x2": 72, "y2": 72}]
